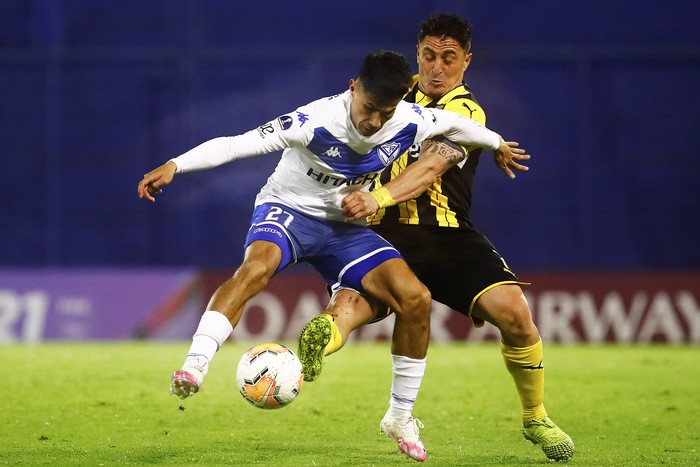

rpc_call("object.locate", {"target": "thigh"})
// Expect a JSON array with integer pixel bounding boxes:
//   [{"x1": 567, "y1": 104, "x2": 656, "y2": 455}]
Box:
[
  {"x1": 241, "y1": 238, "x2": 284, "y2": 272},
  {"x1": 471, "y1": 284, "x2": 531, "y2": 325},
  {"x1": 471, "y1": 284, "x2": 539, "y2": 346},
  {"x1": 310, "y1": 224, "x2": 402, "y2": 293},
  {"x1": 360, "y1": 257, "x2": 427, "y2": 312},
  {"x1": 376, "y1": 224, "x2": 526, "y2": 319},
  {"x1": 419, "y1": 258, "x2": 524, "y2": 317}
]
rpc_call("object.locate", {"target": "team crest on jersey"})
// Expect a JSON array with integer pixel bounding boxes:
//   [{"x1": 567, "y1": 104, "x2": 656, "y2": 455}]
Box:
[{"x1": 377, "y1": 141, "x2": 401, "y2": 164}]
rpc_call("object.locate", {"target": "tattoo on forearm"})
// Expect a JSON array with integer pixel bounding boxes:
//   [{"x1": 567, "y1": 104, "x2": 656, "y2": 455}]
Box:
[{"x1": 422, "y1": 140, "x2": 466, "y2": 164}]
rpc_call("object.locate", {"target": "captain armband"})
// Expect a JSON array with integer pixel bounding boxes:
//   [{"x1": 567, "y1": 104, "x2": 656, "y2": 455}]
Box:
[{"x1": 370, "y1": 186, "x2": 397, "y2": 209}]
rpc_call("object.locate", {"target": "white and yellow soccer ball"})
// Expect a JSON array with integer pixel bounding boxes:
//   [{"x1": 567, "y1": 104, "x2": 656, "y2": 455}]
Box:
[{"x1": 236, "y1": 342, "x2": 304, "y2": 409}]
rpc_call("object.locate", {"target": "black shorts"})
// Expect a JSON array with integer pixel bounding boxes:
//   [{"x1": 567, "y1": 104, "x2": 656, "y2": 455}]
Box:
[{"x1": 371, "y1": 223, "x2": 527, "y2": 322}]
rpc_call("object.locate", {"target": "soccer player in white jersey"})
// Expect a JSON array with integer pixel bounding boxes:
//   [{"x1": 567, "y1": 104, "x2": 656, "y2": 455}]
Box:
[{"x1": 137, "y1": 50, "x2": 527, "y2": 462}]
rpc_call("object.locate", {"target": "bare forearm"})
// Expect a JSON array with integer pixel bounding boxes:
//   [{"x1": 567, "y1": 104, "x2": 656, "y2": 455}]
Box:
[
  {"x1": 378, "y1": 139, "x2": 462, "y2": 204},
  {"x1": 380, "y1": 156, "x2": 445, "y2": 203},
  {"x1": 342, "y1": 139, "x2": 465, "y2": 222}
]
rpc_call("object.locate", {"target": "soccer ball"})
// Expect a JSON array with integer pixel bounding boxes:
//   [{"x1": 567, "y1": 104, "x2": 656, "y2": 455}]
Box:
[{"x1": 236, "y1": 342, "x2": 304, "y2": 409}]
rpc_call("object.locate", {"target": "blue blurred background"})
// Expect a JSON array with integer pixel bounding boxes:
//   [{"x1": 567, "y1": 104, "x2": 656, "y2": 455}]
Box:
[{"x1": 2, "y1": 0, "x2": 699, "y2": 271}]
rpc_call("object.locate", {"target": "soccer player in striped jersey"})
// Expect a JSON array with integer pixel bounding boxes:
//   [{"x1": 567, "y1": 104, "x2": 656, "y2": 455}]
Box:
[
  {"x1": 138, "y1": 50, "x2": 526, "y2": 462},
  {"x1": 297, "y1": 14, "x2": 574, "y2": 462}
]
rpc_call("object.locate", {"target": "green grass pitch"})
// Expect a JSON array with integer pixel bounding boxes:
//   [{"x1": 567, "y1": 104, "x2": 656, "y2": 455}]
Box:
[{"x1": 2, "y1": 342, "x2": 699, "y2": 465}]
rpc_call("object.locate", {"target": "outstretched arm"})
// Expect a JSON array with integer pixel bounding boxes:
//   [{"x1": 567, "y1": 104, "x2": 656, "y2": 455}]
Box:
[
  {"x1": 341, "y1": 137, "x2": 529, "y2": 222},
  {"x1": 136, "y1": 113, "x2": 306, "y2": 203}
]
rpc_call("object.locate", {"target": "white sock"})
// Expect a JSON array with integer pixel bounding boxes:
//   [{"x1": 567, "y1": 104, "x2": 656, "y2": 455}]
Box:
[
  {"x1": 183, "y1": 310, "x2": 233, "y2": 375},
  {"x1": 388, "y1": 354, "x2": 426, "y2": 417}
]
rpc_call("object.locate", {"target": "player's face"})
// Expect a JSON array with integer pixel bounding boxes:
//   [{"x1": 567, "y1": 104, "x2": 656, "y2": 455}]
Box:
[
  {"x1": 349, "y1": 80, "x2": 400, "y2": 137},
  {"x1": 417, "y1": 35, "x2": 471, "y2": 99}
]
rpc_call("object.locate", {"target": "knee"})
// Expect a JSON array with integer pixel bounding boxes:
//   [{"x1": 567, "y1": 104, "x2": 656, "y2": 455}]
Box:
[
  {"x1": 416, "y1": 285, "x2": 432, "y2": 311},
  {"x1": 396, "y1": 282, "x2": 432, "y2": 320},
  {"x1": 499, "y1": 298, "x2": 539, "y2": 346}
]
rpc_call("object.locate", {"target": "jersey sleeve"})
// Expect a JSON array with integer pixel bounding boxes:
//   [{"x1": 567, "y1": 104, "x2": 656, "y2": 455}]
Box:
[
  {"x1": 422, "y1": 107, "x2": 500, "y2": 151},
  {"x1": 170, "y1": 109, "x2": 313, "y2": 173}
]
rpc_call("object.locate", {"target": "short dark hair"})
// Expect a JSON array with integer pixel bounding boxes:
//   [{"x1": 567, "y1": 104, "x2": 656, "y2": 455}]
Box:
[
  {"x1": 418, "y1": 13, "x2": 472, "y2": 53},
  {"x1": 356, "y1": 51, "x2": 413, "y2": 104}
]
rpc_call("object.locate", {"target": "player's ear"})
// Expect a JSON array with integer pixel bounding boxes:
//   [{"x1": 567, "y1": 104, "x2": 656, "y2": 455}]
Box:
[
  {"x1": 463, "y1": 53, "x2": 472, "y2": 72},
  {"x1": 349, "y1": 79, "x2": 356, "y2": 93}
]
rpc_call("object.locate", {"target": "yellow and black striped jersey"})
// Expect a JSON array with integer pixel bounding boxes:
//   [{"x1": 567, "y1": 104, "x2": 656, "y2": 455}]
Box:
[{"x1": 368, "y1": 75, "x2": 486, "y2": 228}]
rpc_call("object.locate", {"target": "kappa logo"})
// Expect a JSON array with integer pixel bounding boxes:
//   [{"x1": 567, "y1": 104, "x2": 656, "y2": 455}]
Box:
[
  {"x1": 411, "y1": 104, "x2": 424, "y2": 119},
  {"x1": 296, "y1": 111, "x2": 309, "y2": 126},
  {"x1": 377, "y1": 141, "x2": 401, "y2": 164},
  {"x1": 323, "y1": 146, "x2": 341, "y2": 158}
]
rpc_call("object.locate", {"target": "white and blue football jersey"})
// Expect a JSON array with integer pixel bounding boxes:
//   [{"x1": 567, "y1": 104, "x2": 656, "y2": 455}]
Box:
[{"x1": 170, "y1": 90, "x2": 500, "y2": 222}]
